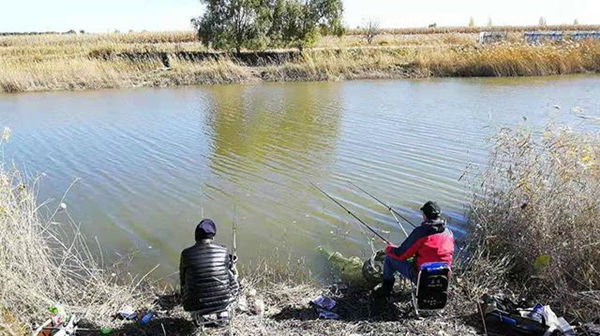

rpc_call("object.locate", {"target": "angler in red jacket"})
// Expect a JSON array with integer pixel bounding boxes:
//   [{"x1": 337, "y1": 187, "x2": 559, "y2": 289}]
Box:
[{"x1": 375, "y1": 201, "x2": 454, "y2": 302}]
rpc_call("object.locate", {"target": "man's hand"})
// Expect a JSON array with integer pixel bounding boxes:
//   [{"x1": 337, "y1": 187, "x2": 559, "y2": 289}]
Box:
[{"x1": 385, "y1": 243, "x2": 398, "y2": 257}]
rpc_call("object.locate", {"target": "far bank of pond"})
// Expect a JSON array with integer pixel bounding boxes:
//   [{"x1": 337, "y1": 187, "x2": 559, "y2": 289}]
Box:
[{"x1": 2, "y1": 39, "x2": 600, "y2": 93}]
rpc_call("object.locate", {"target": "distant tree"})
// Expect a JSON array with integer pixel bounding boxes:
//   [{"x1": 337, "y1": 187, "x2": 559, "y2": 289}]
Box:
[
  {"x1": 79, "y1": 30, "x2": 85, "y2": 34},
  {"x1": 487, "y1": 17, "x2": 493, "y2": 27},
  {"x1": 192, "y1": 0, "x2": 344, "y2": 52},
  {"x1": 539, "y1": 16, "x2": 547, "y2": 26},
  {"x1": 468, "y1": 17, "x2": 476, "y2": 27},
  {"x1": 267, "y1": 0, "x2": 286, "y2": 45},
  {"x1": 192, "y1": 0, "x2": 271, "y2": 53},
  {"x1": 573, "y1": 18, "x2": 579, "y2": 25},
  {"x1": 66, "y1": 29, "x2": 76, "y2": 34},
  {"x1": 271, "y1": 0, "x2": 344, "y2": 50},
  {"x1": 363, "y1": 19, "x2": 381, "y2": 45}
]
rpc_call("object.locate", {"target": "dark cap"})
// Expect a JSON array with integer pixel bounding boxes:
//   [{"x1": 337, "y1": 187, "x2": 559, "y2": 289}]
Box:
[
  {"x1": 420, "y1": 201, "x2": 441, "y2": 219},
  {"x1": 195, "y1": 219, "x2": 217, "y2": 240}
]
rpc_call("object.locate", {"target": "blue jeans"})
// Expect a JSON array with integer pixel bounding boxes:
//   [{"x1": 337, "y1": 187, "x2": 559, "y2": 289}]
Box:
[{"x1": 383, "y1": 256, "x2": 416, "y2": 284}]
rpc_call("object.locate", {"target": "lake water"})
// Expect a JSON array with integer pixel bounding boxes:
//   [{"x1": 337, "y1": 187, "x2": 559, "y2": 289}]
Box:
[{"x1": 1, "y1": 76, "x2": 599, "y2": 280}]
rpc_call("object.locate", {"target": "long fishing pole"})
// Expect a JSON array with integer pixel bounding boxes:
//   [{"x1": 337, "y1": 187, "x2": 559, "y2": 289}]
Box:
[
  {"x1": 311, "y1": 182, "x2": 390, "y2": 244},
  {"x1": 231, "y1": 206, "x2": 238, "y2": 266},
  {"x1": 349, "y1": 182, "x2": 409, "y2": 237},
  {"x1": 348, "y1": 181, "x2": 418, "y2": 231}
]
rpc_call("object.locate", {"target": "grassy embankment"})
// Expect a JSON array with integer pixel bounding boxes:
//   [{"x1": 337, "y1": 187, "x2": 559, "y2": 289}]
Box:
[
  {"x1": 1, "y1": 121, "x2": 598, "y2": 335},
  {"x1": 1, "y1": 28, "x2": 600, "y2": 93}
]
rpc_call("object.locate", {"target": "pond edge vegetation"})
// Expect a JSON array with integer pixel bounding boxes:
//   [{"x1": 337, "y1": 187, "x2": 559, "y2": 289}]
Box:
[{"x1": 2, "y1": 31, "x2": 600, "y2": 93}]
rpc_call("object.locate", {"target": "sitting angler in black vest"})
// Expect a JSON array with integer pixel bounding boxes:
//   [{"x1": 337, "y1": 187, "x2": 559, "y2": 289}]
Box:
[{"x1": 180, "y1": 219, "x2": 239, "y2": 317}]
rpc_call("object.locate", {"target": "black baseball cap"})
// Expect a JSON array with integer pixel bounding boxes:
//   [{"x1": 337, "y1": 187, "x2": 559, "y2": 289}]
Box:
[
  {"x1": 195, "y1": 218, "x2": 217, "y2": 240},
  {"x1": 420, "y1": 201, "x2": 441, "y2": 219}
]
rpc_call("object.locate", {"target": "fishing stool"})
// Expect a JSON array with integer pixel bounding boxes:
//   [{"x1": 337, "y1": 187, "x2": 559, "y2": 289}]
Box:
[
  {"x1": 411, "y1": 262, "x2": 451, "y2": 316},
  {"x1": 191, "y1": 303, "x2": 237, "y2": 335}
]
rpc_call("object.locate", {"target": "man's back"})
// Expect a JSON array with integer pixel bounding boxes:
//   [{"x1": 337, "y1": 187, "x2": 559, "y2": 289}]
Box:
[
  {"x1": 386, "y1": 218, "x2": 454, "y2": 268},
  {"x1": 180, "y1": 240, "x2": 237, "y2": 313},
  {"x1": 414, "y1": 220, "x2": 454, "y2": 267}
]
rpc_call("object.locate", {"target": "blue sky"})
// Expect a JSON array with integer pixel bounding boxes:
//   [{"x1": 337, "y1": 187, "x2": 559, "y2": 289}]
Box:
[{"x1": 0, "y1": 0, "x2": 597, "y2": 32}]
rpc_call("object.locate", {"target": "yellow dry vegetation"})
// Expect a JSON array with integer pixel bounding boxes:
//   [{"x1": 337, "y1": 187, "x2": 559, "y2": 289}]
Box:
[
  {"x1": 1, "y1": 31, "x2": 600, "y2": 93},
  {"x1": 469, "y1": 125, "x2": 600, "y2": 321}
]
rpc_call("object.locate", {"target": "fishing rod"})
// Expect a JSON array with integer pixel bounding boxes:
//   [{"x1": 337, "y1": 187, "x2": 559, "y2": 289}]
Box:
[
  {"x1": 310, "y1": 182, "x2": 390, "y2": 245},
  {"x1": 348, "y1": 181, "x2": 418, "y2": 233},
  {"x1": 349, "y1": 181, "x2": 409, "y2": 237},
  {"x1": 231, "y1": 206, "x2": 239, "y2": 270}
]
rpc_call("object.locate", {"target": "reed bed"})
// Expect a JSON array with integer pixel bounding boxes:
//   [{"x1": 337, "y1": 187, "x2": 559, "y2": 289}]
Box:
[
  {"x1": 263, "y1": 42, "x2": 600, "y2": 81},
  {"x1": 417, "y1": 40, "x2": 600, "y2": 77},
  {"x1": 466, "y1": 123, "x2": 600, "y2": 321},
  {"x1": 260, "y1": 48, "x2": 420, "y2": 82}
]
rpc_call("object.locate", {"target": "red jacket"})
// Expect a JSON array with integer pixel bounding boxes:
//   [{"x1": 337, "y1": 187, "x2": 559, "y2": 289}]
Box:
[{"x1": 385, "y1": 218, "x2": 454, "y2": 269}]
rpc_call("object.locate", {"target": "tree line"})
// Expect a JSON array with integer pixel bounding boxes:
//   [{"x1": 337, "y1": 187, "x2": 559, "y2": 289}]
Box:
[{"x1": 191, "y1": 0, "x2": 344, "y2": 53}]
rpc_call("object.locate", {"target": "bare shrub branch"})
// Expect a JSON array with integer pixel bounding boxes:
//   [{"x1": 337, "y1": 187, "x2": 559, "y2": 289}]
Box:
[
  {"x1": 362, "y1": 19, "x2": 381, "y2": 45},
  {"x1": 468, "y1": 123, "x2": 600, "y2": 320}
]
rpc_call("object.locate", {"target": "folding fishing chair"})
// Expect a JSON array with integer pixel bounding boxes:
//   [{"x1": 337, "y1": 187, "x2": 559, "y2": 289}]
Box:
[
  {"x1": 411, "y1": 262, "x2": 451, "y2": 316},
  {"x1": 191, "y1": 305, "x2": 234, "y2": 327}
]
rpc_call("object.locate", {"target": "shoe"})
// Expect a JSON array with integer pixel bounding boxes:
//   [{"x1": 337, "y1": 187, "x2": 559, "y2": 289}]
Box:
[
  {"x1": 371, "y1": 280, "x2": 394, "y2": 316},
  {"x1": 376, "y1": 279, "x2": 394, "y2": 297}
]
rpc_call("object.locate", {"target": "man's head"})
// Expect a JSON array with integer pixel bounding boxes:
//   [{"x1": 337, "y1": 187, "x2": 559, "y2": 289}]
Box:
[
  {"x1": 195, "y1": 218, "x2": 217, "y2": 241},
  {"x1": 420, "y1": 201, "x2": 441, "y2": 220}
]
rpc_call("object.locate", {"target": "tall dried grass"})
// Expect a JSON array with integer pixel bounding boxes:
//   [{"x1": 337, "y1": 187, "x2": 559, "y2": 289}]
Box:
[
  {"x1": 468, "y1": 123, "x2": 600, "y2": 321},
  {"x1": 0, "y1": 150, "x2": 155, "y2": 333},
  {"x1": 1, "y1": 31, "x2": 600, "y2": 93},
  {"x1": 417, "y1": 41, "x2": 600, "y2": 77},
  {"x1": 260, "y1": 48, "x2": 418, "y2": 82}
]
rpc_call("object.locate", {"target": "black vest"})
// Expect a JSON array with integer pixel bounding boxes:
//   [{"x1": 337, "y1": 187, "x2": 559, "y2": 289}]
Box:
[{"x1": 180, "y1": 240, "x2": 238, "y2": 313}]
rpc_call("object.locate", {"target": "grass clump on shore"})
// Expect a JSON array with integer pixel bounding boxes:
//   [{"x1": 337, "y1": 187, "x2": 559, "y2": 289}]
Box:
[
  {"x1": 0, "y1": 158, "x2": 155, "y2": 334},
  {"x1": 467, "y1": 123, "x2": 600, "y2": 321}
]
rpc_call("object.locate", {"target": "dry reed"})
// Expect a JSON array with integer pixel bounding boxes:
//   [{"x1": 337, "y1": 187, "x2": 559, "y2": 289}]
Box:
[
  {"x1": 2, "y1": 31, "x2": 600, "y2": 93},
  {"x1": 416, "y1": 40, "x2": 600, "y2": 77},
  {"x1": 467, "y1": 123, "x2": 600, "y2": 321},
  {"x1": 0, "y1": 142, "x2": 155, "y2": 333}
]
